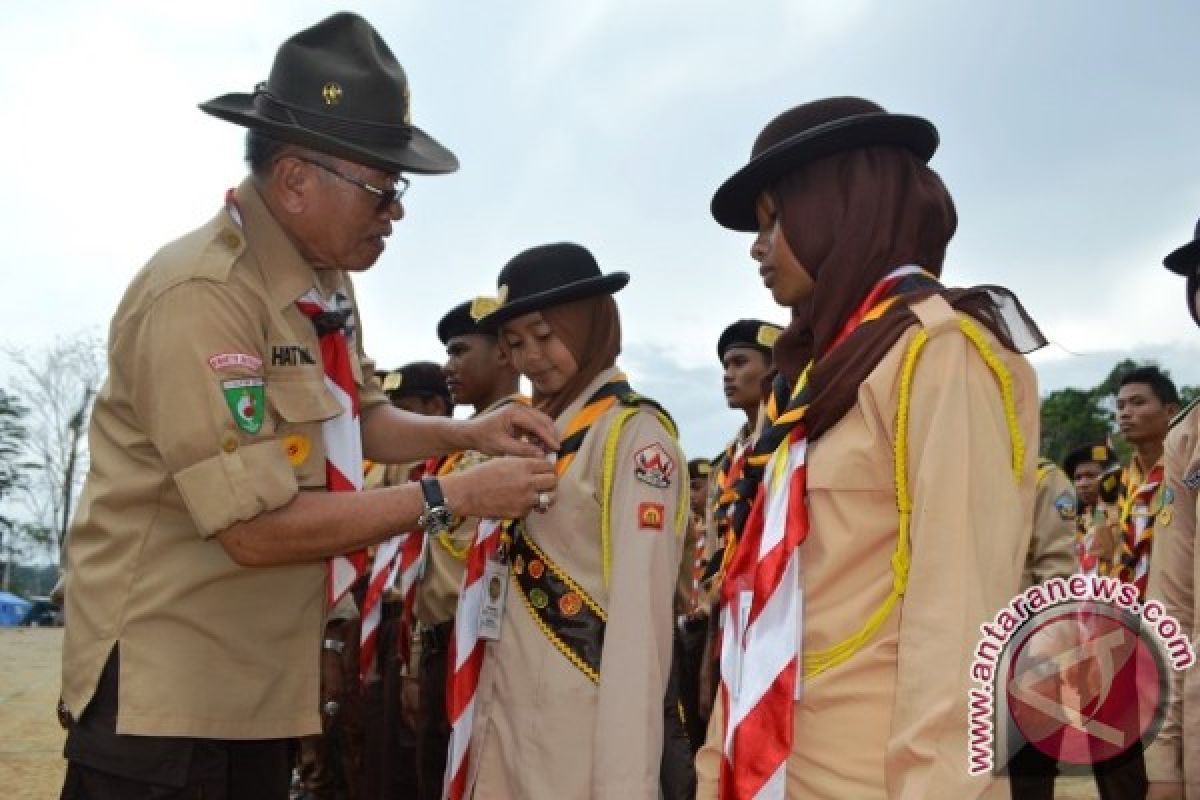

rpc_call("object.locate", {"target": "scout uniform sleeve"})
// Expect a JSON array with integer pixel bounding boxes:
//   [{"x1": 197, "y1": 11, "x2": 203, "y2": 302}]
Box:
[
  {"x1": 1028, "y1": 466, "x2": 1078, "y2": 585},
  {"x1": 885, "y1": 325, "x2": 1036, "y2": 799},
  {"x1": 592, "y1": 410, "x2": 685, "y2": 799},
  {"x1": 1144, "y1": 419, "x2": 1196, "y2": 783},
  {"x1": 123, "y1": 280, "x2": 299, "y2": 537}
]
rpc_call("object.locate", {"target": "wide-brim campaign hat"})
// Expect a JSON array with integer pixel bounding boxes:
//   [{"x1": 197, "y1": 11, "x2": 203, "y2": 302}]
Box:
[
  {"x1": 478, "y1": 243, "x2": 628, "y2": 331},
  {"x1": 199, "y1": 12, "x2": 458, "y2": 175},
  {"x1": 1063, "y1": 443, "x2": 1117, "y2": 478},
  {"x1": 717, "y1": 318, "x2": 783, "y2": 361},
  {"x1": 1164, "y1": 217, "x2": 1200, "y2": 276},
  {"x1": 711, "y1": 97, "x2": 939, "y2": 232}
]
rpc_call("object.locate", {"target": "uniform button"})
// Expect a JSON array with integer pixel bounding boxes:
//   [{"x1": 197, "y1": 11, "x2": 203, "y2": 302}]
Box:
[
  {"x1": 221, "y1": 431, "x2": 239, "y2": 453},
  {"x1": 221, "y1": 231, "x2": 241, "y2": 249}
]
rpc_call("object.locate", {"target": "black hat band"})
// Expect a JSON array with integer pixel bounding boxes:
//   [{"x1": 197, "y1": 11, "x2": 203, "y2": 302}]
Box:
[{"x1": 252, "y1": 86, "x2": 414, "y2": 147}]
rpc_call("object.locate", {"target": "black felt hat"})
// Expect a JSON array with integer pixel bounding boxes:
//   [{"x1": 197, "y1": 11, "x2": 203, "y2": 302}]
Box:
[
  {"x1": 478, "y1": 243, "x2": 628, "y2": 331},
  {"x1": 199, "y1": 12, "x2": 458, "y2": 175},
  {"x1": 382, "y1": 361, "x2": 451, "y2": 402},
  {"x1": 717, "y1": 319, "x2": 783, "y2": 362},
  {"x1": 437, "y1": 298, "x2": 502, "y2": 345},
  {"x1": 1164, "y1": 217, "x2": 1200, "y2": 276},
  {"x1": 711, "y1": 97, "x2": 939, "y2": 232},
  {"x1": 1063, "y1": 443, "x2": 1117, "y2": 478}
]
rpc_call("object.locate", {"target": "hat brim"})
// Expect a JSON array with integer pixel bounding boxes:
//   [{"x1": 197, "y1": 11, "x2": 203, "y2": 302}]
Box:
[
  {"x1": 199, "y1": 93, "x2": 459, "y2": 175},
  {"x1": 478, "y1": 273, "x2": 629, "y2": 331},
  {"x1": 711, "y1": 113, "x2": 939, "y2": 232},
  {"x1": 1164, "y1": 239, "x2": 1200, "y2": 275}
]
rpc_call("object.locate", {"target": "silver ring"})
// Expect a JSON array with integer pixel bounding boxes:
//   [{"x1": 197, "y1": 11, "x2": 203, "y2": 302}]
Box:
[{"x1": 536, "y1": 491, "x2": 550, "y2": 513}]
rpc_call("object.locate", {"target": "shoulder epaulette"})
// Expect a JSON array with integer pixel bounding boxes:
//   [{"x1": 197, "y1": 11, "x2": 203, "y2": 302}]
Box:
[{"x1": 616, "y1": 390, "x2": 678, "y2": 438}]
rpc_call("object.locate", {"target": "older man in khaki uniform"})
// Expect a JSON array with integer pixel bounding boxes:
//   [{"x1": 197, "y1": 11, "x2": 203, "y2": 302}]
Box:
[
  {"x1": 1145, "y1": 217, "x2": 1200, "y2": 800},
  {"x1": 58, "y1": 14, "x2": 556, "y2": 799}
]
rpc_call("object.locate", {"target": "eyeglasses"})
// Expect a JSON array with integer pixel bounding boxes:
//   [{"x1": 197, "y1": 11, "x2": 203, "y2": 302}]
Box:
[{"x1": 295, "y1": 156, "x2": 409, "y2": 211}]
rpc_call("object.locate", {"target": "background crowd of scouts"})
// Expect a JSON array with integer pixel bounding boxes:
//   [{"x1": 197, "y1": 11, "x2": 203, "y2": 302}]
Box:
[{"x1": 52, "y1": 10, "x2": 1200, "y2": 800}]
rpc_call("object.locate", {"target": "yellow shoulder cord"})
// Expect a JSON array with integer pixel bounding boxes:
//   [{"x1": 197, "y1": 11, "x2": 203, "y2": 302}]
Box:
[
  {"x1": 436, "y1": 531, "x2": 470, "y2": 561},
  {"x1": 803, "y1": 317, "x2": 1025, "y2": 680},
  {"x1": 599, "y1": 406, "x2": 685, "y2": 589}
]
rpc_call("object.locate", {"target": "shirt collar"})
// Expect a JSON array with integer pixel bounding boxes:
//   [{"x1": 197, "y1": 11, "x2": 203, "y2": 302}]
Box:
[{"x1": 232, "y1": 177, "x2": 347, "y2": 311}]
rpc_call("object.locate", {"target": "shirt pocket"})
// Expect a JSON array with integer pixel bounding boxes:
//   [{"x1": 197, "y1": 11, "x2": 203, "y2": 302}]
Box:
[
  {"x1": 266, "y1": 377, "x2": 343, "y2": 488},
  {"x1": 806, "y1": 431, "x2": 894, "y2": 493}
]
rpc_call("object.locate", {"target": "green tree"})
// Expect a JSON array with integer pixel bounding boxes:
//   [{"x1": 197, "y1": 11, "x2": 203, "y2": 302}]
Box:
[
  {"x1": 1040, "y1": 388, "x2": 1112, "y2": 465},
  {"x1": 0, "y1": 389, "x2": 38, "y2": 592}
]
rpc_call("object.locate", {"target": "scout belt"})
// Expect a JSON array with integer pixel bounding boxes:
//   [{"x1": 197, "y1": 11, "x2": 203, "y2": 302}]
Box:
[{"x1": 510, "y1": 525, "x2": 606, "y2": 683}]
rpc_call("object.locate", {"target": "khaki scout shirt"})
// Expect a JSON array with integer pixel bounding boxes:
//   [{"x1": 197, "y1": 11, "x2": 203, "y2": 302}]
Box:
[
  {"x1": 1022, "y1": 461, "x2": 1078, "y2": 588},
  {"x1": 1145, "y1": 403, "x2": 1200, "y2": 789},
  {"x1": 468, "y1": 367, "x2": 686, "y2": 800},
  {"x1": 61, "y1": 178, "x2": 387, "y2": 739},
  {"x1": 696, "y1": 297, "x2": 1037, "y2": 799}
]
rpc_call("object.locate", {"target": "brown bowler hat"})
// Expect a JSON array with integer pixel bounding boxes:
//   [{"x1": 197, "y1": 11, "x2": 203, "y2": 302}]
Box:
[
  {"x1": 711, "y1": 97, "x2": 938, "y2": 232},
  {"x1": 199, "y1": 12, "x2": 458, "y2": 175}
]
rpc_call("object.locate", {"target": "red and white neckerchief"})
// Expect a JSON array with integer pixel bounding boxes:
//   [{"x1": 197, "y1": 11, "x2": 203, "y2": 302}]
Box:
[
  {"x1": 1115, "y1": 461, "x2": 1165, "y2": 599},
  {"x1": 689, "y1": 518, "x2": 707, "y2": 612},
  {"x1": 359, "y1": 457, "x2": 437, "y2": 683},
  {"x1": 442, "y1": 516, "x2": 506, "y2": 800},
  {"x1": 224, "y1": 188, "x2": 367, "y2": 608},
  {"x1": 295, "y1": 287, "x2": 367, "y2": 608},
  {"x1": 716, "y1": 264, "x2": 929, "y2": 800}
]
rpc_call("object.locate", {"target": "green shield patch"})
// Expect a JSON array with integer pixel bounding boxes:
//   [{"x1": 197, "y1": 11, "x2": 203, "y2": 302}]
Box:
[{"x1": 222, "y1": 378, "x2": 265, "y2": 434}]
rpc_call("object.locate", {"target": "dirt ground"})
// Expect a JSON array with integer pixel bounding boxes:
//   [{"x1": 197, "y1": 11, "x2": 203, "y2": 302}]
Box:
[
  {"x1": 0, "y1": 627, "x2": 1104, "y2": 799},
  {"x1": 1, "y1": 628, "x2": 66, "y2": 800}
]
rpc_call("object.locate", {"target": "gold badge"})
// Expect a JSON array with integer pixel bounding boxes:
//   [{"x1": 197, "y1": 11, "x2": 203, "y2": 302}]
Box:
[
  {"x1": 321, "y1": 82, "x2": 343, "y2": 106},
  {"x1": 283, "y1": 434, "x2": 311, "y2": 466},
  {"x1": 527, "y1": 559, "x2": 545, "y2": 580},
  {"x1": 559, "y1": 591, "x2": 582, "y2": 617},
  {"x1": 469, "y1": 296, "x2": 499, "y2": 321},
  {"x1": 1160, "y1": 506, "x2": 1174, "y2": 527},
  {"x1": 512, "y1": 554, "x2": 525, "y2": 575},
  {"x1": 496, "y1": 285, "x2": 510, "y2": 306},
  {"x1": 697, "y1": 462, "x2": 712, "y2": 476},
  {"x1": 402, "y1": 83, "x2": 412, "y2": 126},
  {"x1": 382, "y1": 371, "x2": 404, "y2": 392},
  {"x1": 1092, "y1": 445, "x2": 1108, "y2": 462},
  {"x1": 756, "y1": 324, "x2": 781, "y2": 348}
]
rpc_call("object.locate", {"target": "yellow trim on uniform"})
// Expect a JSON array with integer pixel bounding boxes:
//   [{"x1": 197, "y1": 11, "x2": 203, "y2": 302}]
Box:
[
  {"x1": 514, "y1": 528, "x2": 607, "y2": 684},
  {"x1": 598, "y1": 405, "x2": 685, "y2": 589},
  {"x1": 601, "y1": 407, "x2": 640, "y2": 588},
  {"x1": 803, "y1": 317, "x2": 1024, "y2": 680}
]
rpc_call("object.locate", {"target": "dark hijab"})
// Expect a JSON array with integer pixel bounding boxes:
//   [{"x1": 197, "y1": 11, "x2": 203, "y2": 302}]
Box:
[{"x1": 769, "y1": 146, "x2": 1043, "y2": 440}]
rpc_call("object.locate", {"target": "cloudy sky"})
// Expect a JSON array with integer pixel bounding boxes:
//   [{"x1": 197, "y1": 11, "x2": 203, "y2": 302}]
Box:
[{"x1": 3, "y1": 0, "x2": 1199, "y2": 456}]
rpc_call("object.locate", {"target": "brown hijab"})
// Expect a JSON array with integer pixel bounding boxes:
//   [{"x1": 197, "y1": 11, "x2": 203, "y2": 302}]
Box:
[
  {"x1": 507, "y1": 295, "x2": 622, "y2": 420},
  {"x1": 770, "y1": 145, "x2": 1043, "y2": 440}
]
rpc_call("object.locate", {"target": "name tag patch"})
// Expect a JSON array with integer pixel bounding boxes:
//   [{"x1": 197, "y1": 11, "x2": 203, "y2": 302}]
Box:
[{"x1": 271, "y1": 345, "x2": 317, "y2": 367}]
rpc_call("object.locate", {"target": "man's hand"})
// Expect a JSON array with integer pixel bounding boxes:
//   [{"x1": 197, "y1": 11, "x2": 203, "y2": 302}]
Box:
[
  {"x1": 465, "y1": 404, "x2": 559, "y2": 458},
  {"x1": 443, "y1": 457, "x2": 557, "y2": 519},
  {"x1": 1147, "y1": 783, "x2": 1185, "y2": 800}
]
